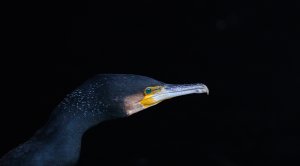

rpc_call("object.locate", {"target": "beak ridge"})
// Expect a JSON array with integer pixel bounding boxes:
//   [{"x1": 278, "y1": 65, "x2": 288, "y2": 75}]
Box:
[{"x1": 152, "y1": 83, "x2": 209, "y2": 102}]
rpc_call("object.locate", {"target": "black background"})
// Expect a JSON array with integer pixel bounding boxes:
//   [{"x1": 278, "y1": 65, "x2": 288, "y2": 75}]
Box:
[{"x1": 1, "y1": 0, "x2": 299, "y2": 166}]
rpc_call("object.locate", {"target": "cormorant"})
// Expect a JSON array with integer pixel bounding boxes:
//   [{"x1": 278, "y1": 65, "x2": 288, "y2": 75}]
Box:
[{"x1": 0, "y1": 74, "x2": 208, "y2": 166}]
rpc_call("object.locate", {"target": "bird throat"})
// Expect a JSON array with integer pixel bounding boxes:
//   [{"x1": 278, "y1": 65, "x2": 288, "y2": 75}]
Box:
[{"x1": 124, "y1": 93, "x2": 145, "y2": 115}]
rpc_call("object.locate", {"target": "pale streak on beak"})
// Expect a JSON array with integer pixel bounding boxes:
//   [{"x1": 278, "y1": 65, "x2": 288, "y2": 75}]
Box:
[{"x1": 152, "y1": 83, "x2": 209, "y2": 102}]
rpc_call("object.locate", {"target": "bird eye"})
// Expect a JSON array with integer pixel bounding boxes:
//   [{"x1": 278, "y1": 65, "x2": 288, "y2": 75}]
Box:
[{"x1": 145, "y1": 87, "x2": 152, "y2": 95}]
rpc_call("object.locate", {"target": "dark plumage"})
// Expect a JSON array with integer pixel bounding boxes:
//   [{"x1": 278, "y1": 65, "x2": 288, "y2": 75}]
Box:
[{"x1": 0, "y1": 74, "x2": 208, "y2": 166}]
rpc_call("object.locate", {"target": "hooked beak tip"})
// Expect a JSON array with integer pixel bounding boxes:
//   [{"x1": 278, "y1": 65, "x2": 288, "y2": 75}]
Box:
[
  {"x1": 196, "y1": 84, "x2": 209, "y2": 95},
  {"x1": 204, "y1": 84, "x2": 209, "y2": 95}
]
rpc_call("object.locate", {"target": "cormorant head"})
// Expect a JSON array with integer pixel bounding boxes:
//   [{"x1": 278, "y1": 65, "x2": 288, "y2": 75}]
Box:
[
  {"x1": 59, "y1": 74, "x2": 208, "y2": 124},
  {"x1": 88, "y1": 74, "x2": 209, "y2": 119}
]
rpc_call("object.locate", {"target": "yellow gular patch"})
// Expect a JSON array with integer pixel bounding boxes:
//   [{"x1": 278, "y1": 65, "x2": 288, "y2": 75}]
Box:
[
  {"x1": 140, "y1": 95, "x2": 157, "y2": 107},
  {"x1": 140, "y1": 86, "x2": 163, "y2": 107}
]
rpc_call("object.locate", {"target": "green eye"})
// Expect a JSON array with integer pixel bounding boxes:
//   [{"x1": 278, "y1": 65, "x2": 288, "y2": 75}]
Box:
[{"x1": 145, "y1": 87, "x2": 152, "y2": 94}]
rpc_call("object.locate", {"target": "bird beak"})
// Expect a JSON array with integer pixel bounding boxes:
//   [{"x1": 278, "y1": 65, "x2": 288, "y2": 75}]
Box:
[
  {"x1": 129, "y1": 83, "x2": 209, "y2": 115},
  {"x1": 151, "y1": 83, "x2": 209, "y2": 102}
]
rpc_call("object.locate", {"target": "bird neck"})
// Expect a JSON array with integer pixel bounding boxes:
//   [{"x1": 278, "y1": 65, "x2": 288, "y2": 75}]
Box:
[
  {"x1": 31, "y1": 106, "x2": 107, "y2": 163},
  {"x1": 28, "y1": 83, "x2": 116, "y2": 163}
]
